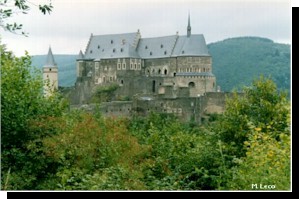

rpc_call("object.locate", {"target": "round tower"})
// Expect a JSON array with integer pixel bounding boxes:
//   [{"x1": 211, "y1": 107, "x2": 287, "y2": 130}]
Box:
[{"x1": 43, "y1": 46, "x2": 58, "y2": 97}]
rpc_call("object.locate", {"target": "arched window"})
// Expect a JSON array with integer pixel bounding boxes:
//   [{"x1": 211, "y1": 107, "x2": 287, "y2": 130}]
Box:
[
  {"x1": 158, "y1": 69, "x2": 161, "y2": 74},
  {"x1": 188, "y1": 82, "x2": 195, "y2": 88},
  {"x1": 164, "y1": 69, "x2": 167, "y2": 75}
]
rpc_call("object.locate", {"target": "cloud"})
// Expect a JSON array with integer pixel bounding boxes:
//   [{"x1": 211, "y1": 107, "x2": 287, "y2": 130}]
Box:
[{"x1": 1, "y1": 0, "x2": 291, "y2": 56}]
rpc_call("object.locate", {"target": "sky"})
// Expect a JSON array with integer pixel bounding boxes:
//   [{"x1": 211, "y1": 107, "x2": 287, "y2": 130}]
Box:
[{"x1": 0, "y1": 0, "x2": 292, "y2": 56}]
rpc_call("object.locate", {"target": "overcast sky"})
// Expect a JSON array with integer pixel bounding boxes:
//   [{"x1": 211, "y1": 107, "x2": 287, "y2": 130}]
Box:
[{"x1": 0, "y1": 0, "x2": 292, "y2": 56}]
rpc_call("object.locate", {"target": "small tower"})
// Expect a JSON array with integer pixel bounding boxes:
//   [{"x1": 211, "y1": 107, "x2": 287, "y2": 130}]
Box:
[
  {"x1": 187, "y1": 12, "x2": 191, "y2": 37},
  {"x1": 43, "y1": 46, "x2": 58, "y2": 97}
]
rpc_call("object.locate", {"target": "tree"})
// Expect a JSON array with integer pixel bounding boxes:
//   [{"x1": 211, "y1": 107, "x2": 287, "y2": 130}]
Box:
[
  {"x1": 215, "y1": 76, "x2": 289, "y2": 158},
  {"x1": 0, "y1": 0, "x2": 53, "y2": 35},
  {"x1": 1, "y1": 44, "x2": 67, "y2": 189}
]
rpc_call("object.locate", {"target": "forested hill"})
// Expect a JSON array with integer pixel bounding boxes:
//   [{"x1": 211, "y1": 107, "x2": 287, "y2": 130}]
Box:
[
  {"x1": 31, "y1": 54, "x2": 77, "y2": 87},
  {"x1": 208, "y1": 37, "x2": 290, "y2": 92},
  {"x1": 31, "y1": 37, "x2": 290, "y2": 92}
]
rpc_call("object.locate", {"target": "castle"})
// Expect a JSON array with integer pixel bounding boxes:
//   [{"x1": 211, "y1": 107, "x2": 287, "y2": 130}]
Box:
[{"x1": 44, "y1": 15, "x2": 231, "y2": 123}]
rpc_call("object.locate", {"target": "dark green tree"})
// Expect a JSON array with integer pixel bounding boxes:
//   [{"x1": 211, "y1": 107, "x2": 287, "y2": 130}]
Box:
[{"x1": 1, "y1": 44, "x2": 67, "y2": 189}]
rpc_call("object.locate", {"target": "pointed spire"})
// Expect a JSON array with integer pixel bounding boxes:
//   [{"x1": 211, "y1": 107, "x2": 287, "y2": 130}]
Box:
[
  {"x1": 78, "y1": 50, "x2": 84, "y2": 59},
  {"x1": 45, "y1": 46, "x2": 57, "y2": 67},
  {"x1": 187, "y1": 11, "x2": 191, "y2": 37}
]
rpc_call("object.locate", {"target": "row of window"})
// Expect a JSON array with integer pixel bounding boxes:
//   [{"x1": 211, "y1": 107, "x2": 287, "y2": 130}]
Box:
[
  {"x1": 117, "y1": 63, "x2": 141, "y2": 70},
  {"x1": 147, "y1": 68, "x2": 168, "y2": 75},
  {"x1": 178, "y1": 67, "x2": 210, "y2": 73},
  {"x1": 179, "y1": 75, "x2": 214, "y2": 79}
]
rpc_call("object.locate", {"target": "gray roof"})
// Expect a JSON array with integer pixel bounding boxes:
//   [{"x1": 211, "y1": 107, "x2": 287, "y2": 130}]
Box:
[
  {"x1": 77, "y1": 50, "x2": 84, "y2": 60},
  {"x1": 44, "y1": 47, "x2": 57, "y2": 67},
  {"x1": 137, "y1": 35, "x2": 177, "y2": 59},
  {"x1": 176, "y1": 72, "x2": 215, "y2": 77},
  {"x1": 84, "y1": 32, "x2": 140, "y2": 60},
  {"x1": 82, "y1": 32, "x2": 210, "y2": 60},
  {"x1": 172, "y1": 35, "x2": 209, "y2": 56}
]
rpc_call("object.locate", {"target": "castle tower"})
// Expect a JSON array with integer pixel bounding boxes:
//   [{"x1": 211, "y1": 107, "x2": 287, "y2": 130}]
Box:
[
  {"x1": 187, "y1": 12, "x2": 191, "y2": 37},
  {"x1": 43, "y1": 46, "x2": 58, "y2": 97}
]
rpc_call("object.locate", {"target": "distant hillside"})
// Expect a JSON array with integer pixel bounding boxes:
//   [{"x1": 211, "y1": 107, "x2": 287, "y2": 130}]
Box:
[
  {"x1": 31, "y1": 55, "x2": 77, "y2": 87},
  {"x1": 31, "y1": 37, "x2": 290, "y2": 92},
  {"x1": 208, "y1": 37, "x2": 290, "y2": 92}
]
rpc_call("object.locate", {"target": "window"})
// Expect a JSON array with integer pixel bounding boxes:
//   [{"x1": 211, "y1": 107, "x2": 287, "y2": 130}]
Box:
[
  {"x1": 164, "y1": 69, "x2": 167, "y2": 75},
  {"x1": 110, "y1": 76, "x2": 113, "y2": 81},
  {"x1": 120, "y1": 48, "x2": 123, "y2": 52},
  {"x1": 174, "y1": 72, "x2": 176, "y2": 77},
  {"x1": 182, "y1": 50, "x2": 185, "y2": 54},
  {"x1": 145, "y1": 45, "x2": 148, "y2": 49},
  {"x1": 49, "y1": 68, "x2": 52, "y2": 71},
  {"x1": 98, "y1": 45, "x2": 100, "y2": 49},
  {"x1": 130, "y1": 63, "x2": 133, "y2": 69},
  {"x1": 150, "y1": 52, "x2": 152, "y2": 56},
  {"x1": 188, "y1": 82, "x2": 195, "y2": 88},
  {"x1": 158, "y1": 69, "x2": 161, "y2": 74},
  {"x1": 161, "y1": 44, "x2": 163, "y2": 48},
  {"x1": 113, "y1": 48, "x2": 116, "y2": 53},
  {"x1": 164, "y1": 51, "x2": 167, "y2": 55},
  {"x1": 135, "y1": 63, "x2": 137, "y2": 70},
  {"x1": 122, "y1": 63, "x2": 126, "y2": 70},
  {"x1": 138, "y1": 63, "x2": 141, "y2": 70},
  {"x1": 90, "y1": 50, "x2": 93, "y2": 54},
  {"x1": 121, "y1": 80, "x2": 124, "y2": 84},
  {"x1": 117, "y1": 63, "x2": 121, "y2": 70},
  {"x1": 111, "y1": 40, "x2": 113, "y2": 44}
]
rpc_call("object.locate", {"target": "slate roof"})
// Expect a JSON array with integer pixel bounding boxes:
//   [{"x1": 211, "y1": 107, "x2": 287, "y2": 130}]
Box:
[
  {"x1": 84, "y1": 32, "x2": 140, "y2": 60},
  {"x1": 82, "y1": 32, "x2": 210, "y2": 60},
  {"x1": 44, "y1": 47, "x2": 57, "y2": 67}
]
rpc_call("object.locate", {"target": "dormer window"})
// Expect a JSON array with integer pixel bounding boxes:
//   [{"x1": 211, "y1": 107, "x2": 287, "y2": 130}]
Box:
[
  {"x1": 113, "y1": 48, "x2": 116, "y2": 53},
  {"x1": 182, "y1": 50, "x2": 185, "y2": 54},
  {"x1": 98, "y1": 45, "x2": 100, "y2": 49},
  {"x1": 145, "y1": 45, "x2": 148, "y2": 49},
  {"x1": 90, "y1": 50, "x2": 93, "y2": 54},
  {"x1": 120, "y1": 48, "x2": 123, "y2": 52},
  {"x1": 150, "y1": 51, "x2": 152, "y2": 56},
  {"x1": 111, "y1": 40, "x2": 113, "y2": 44},
  {"x1": 161, "y1": 44, "x2": 163, "y2": 48},
  {"x1": 164, "y1": 51, "x2": 167, "y2": 55}
]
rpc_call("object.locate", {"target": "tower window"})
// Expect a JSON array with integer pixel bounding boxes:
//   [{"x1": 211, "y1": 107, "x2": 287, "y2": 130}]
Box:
[{"x1": 49, "y1": 68, "x2": 52, "y2": 71}]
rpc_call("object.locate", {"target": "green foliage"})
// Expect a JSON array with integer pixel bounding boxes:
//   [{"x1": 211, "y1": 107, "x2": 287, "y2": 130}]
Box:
[
  {"x1": 41, "y1": 112, "x2": 149, "y2": 190},
  {"x1": 215, "y1": 76, "x2": 289, "y2": 157},
  {"x1": 226, "y1": 131, "x2": 290, "y2": 190},
  {"x1": 1, "y1": 59, "x2": 290, "y2": 191},
  {"x1": 1, "y1": 44, "x2": 67, "y2": 190},
  {"x1": 208, "y1": 37, "x2": 290, "y2": 93},
  {"x1": 0, "y1": 0, "x2": 53, "y2": 35},
  {"x1": 91, "y1": 84, "x2": 119, "y2": 103}
]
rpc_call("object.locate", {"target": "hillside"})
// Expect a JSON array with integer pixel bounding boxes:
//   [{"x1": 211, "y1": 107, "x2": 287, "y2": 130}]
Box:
[
  {"x1": 31, "y1": 55, "x2": 77, "y2": 87},
  {"x1": 208, "y1": 37, "x2": 290, "y2": 92},
  {"x1": 31, "y1": 37, "x2": 290, "y2": 92}
]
